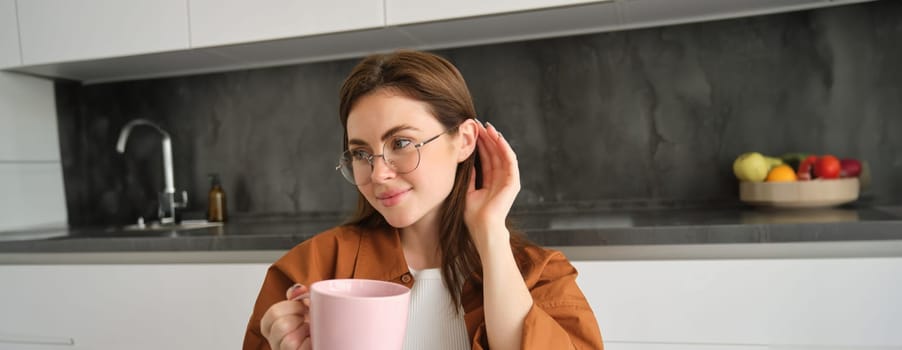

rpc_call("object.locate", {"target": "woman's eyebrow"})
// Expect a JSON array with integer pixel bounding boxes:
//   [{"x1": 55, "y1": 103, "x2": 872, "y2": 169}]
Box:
[
  {"x1": 380, "y1": 124, "x2": 419, "y2": 141},
  {"x1": 348, "y1": 124, "x2": 421, "y2": 146}
]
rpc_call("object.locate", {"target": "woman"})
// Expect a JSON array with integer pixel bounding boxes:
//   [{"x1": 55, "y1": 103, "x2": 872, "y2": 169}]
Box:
[{"x1": 243, "y1": 50, "x2": 603, "y2": 350}]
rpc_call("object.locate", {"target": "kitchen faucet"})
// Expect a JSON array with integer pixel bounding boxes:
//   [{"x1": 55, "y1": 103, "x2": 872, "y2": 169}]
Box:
[{"x1": 116, "y1": 119, "x2": 187, "y2": 225}]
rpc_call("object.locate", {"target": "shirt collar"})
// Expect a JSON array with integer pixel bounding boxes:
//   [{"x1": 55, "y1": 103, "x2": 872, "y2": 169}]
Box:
[{"x1": 352, "y1": 225, "x2": 412, "y2": 286}]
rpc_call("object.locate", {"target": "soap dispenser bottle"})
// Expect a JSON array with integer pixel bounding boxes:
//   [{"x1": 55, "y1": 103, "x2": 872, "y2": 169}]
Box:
[{"x1": 207, "y1": 173, "x2": 227, "y2": 222}]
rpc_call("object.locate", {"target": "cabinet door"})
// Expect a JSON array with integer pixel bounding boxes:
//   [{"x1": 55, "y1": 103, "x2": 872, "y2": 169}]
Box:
[
  {"x1": 618, "y1": 0, "x2": 857, "y2": 31},
  {"x1": 16, "y1": 0, "x2": 189, "y2": 65},
  {"x1": 385, "y1": 0, "x2": 609, "y2": 26},
  {"x1": 0, "y1": 73, "x2": 64, "y2": 232},
  {"x1": 189, "y1": 0, "x2": 384, "y2": 48},
  {"x1": 604, "y1": 343, "x2": 764, "y2": 350},
  {"x1": 0, "y1": 72, "x2": 58, "y2": 162},
  {"x1": 0, "y1": 264, "x2": 269, "y2": 350},
  {"x1": 573, "y1": 258, "x2": 902, "y2": 348},
  {"x1": 574, "y1": 260, "x2": 771, "y2": 346},
  {"x1": 0, "y1": 0, "x2": 20, "y2": 68}
]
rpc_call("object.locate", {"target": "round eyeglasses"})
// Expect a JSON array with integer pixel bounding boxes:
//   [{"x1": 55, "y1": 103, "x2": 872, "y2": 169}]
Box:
[{"x1": 336, "y1": 126, "x2": 458, "y2": 185}]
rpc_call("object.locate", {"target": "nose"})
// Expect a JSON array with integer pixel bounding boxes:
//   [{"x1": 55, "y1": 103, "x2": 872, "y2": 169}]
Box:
[{"x1": 369, "y1": 154, "x2": 396, "y2": 183}]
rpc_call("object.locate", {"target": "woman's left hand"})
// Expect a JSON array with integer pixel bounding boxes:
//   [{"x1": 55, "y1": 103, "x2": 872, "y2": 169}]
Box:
[{"x1": 464, "y1": 121, "x2": 521, "y2": 248}]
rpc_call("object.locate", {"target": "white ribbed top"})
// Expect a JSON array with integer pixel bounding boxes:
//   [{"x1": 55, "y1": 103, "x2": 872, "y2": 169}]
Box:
[{"x1": 403, "y1": 267, "x2": 469, "y2": 350}]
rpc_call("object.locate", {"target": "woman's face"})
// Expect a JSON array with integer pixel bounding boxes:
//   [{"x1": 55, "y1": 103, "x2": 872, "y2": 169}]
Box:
[{"x1": 346, "y1": 89, "x2": 462, "y2": 229}]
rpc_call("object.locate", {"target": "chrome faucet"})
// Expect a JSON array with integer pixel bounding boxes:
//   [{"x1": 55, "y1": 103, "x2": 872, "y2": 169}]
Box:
[{"x1": 116, "y1": 119, "x2": 187, "y2": 225}]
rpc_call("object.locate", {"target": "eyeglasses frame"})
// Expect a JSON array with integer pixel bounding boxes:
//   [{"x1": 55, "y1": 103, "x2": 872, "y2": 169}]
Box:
[{"x1": 335, "y1": 125, "x2": 460, "y2": 185}]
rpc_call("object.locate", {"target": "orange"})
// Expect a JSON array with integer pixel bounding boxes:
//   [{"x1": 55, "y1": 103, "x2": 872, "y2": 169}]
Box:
[{"x1": 766, "y1": 164, "x2": 797, "y2": 182}]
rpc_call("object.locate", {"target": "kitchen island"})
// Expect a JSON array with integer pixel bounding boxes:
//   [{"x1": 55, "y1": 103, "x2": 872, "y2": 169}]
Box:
[{"x1": 2, "y1": 205, "x2": 901, "y2": 350}]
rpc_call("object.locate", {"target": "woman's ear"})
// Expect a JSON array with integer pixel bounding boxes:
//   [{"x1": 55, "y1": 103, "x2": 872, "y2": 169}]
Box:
[{"x1": 456, "y1": 119, "x2": 479, "y2": 162}]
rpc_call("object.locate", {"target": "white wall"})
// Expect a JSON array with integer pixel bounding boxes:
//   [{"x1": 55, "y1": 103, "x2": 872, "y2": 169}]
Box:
[{"x1": 0, "y1": 71, "x2": 66, "y2": 231}]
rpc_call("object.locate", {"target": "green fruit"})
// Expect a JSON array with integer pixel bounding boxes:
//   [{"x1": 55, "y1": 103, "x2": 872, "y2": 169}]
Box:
[
  {"x1": 764, "y1": 156, "x2": 784, "y2": 169},
  {"x1": 780, "y1": 152, "x2": 809, "y2": 172},
  {"x1": 733, "y1": 152, "x2": 769, "y2": 182}
]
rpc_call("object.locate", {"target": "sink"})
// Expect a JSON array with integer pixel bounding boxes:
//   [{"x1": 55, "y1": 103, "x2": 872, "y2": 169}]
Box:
[{"x1": 121, "y1": 219, "x2": 223, "y2": 232}]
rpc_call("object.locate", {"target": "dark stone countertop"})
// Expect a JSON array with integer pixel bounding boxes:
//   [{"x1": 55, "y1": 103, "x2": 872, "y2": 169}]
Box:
[{"x1": 2, "y1": 206, "x2": 902, "y2": 255}]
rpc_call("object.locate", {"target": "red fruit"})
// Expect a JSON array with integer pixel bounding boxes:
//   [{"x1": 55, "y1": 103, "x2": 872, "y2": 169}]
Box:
[
  {"x1": 797, "y1": 155, "x2": 818, "y2": 180},
  {"x1": 815, "y1": 155, "x2": 841, "y2": 179},
  {"x1": 840, "y1": 158, "x2": 862, "y2": 177}
]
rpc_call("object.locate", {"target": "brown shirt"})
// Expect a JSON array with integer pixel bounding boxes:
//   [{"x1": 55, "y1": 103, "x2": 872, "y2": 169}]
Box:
[{"x1": 243, "y1": 225, "x2": 603, "y2": 349}]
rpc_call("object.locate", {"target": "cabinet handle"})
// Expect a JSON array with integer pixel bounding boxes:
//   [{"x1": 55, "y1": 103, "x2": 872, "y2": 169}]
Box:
[{"x1": 0, "y1": 332, "x2": 74, "y2": 345}]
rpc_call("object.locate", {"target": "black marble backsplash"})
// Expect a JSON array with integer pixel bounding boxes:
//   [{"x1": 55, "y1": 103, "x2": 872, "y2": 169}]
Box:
[{"x1": 56, "y1": 1, "x2": 902, "y2": 227}]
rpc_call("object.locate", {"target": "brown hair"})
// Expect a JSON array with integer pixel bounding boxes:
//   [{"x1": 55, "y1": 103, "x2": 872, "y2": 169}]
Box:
[{"x1": 338, "y1": 50, "x2": 533, "y2": 308}]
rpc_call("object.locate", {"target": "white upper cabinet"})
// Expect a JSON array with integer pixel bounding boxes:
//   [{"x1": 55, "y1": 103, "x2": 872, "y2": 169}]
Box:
[
  {"x1": 1, "y1": 0, "x2": 878, "y2": 83},
  {"x1": 388, "y1": 1, "x2": 618, "y2": 53},
  {"x1": 16, "y1": 0, "x2": 189, "y2": 65},
  {"x1": 385, "y1": 0, "x2": 610, "y2": 26},
  {"x1": 189, "y1": 0, "x2": 385, "y2": 48},
  {"x1": 0, "y1": 0, "x2": 21, "y2": 68},
  {"x1": 618, "y1": 0, "x2": 873, "y2": 30}
]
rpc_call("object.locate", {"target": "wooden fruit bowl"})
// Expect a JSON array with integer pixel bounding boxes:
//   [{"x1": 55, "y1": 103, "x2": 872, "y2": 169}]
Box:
[{"x1": 739, "y1": 178, "x2": 860, "y2": 208}]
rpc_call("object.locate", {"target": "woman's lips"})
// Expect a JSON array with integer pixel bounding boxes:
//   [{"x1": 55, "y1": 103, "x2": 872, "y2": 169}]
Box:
[{"x1": 376, "y1": 188, "x2": 410, "y2": 207}]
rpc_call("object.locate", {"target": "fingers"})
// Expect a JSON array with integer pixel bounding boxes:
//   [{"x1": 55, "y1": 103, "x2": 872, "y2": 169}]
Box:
[
  {"x1": 286, "y1": 283, "x2": 309, "y2": 300},
  {"x1": 475, "y1": 121, "x2": 493, "y2": 186},
  {"x1": 485, "y1": 122, "x2": 516, "y2": 163},
  {"x1": 261, "y1": 283, "x2": 316, "y2": 350},
  {"x1": 483, "y1": 123, "x2": 500, "y2": 179},
  {"x1": 273, "y1": 320, "x2": 310, "y2": 350},
  {"x1": 287, "y1": 284, "x2": 311, "y2": 310},
  {"x1": 478, "y1": 121, "x2": 518, "y2": 189},
  {"x1": 299, "y1": 337, "x2": 313, "y2": 350},
  {"x1": 271, "y1": 315, "x2": 309, "y2": 350},
  {"x1": 261, "y1": 300, "x2": 309, "y2": 337},
  {"x1": 261, "y1": 301, "x2": 311, "y2": 350}
]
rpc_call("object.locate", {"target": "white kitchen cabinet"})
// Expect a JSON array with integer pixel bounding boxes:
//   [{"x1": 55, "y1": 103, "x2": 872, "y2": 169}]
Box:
[
  {"x1": 4, "y1": 0, "x2": 876, "y2": 83},
  {"x1": 385, "y1": 0, "x2": 611, "y2": 26},
  {"x1": 0, "y1": 263, "x2": 269, "y2": 349},
  {"x1": 16, "y1": 0, "x2": 189, "y2": 65},
  {"x1": 388, "y1": 0, "x2": 618, "y2": 54},
  {"x1": 573, "y1": 258, "x2": 902, "y2": 349},
  {"x1": 0, "y1": 72, "x2": 58, "y2": 162},
  {"x1": 0, "y1": 72, "x2": 65, "y2": 232},
  {"x1": 189, "y1": 0, "x2": 384, "y2": 48},
  {"x1": 0, "y1": 0, "x2": 20, "y2": 68},
  {"x1": 0, "y1": 163, "x2": 67, "y2": 232},
  {"x1": 617, "y1": 0, "x2": 873, "y2": 31},
  {"x1": 601, "y1": 343, "x2": 764, "y2": 350},
  {"x1": 0, "y1": 256, "x2": 899, "y2": 349}
]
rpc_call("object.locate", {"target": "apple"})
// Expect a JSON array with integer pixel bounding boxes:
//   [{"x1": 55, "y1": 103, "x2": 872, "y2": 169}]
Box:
[
  {"x1": 840, "y1": 158, "x2": 862, "y2": 177},
  {"x1": 797, "y1": 155, "x2": 818, "y2": 181},
  {"x1": 733, "y1": 152, "x2": 769, "y2": 182},
  {"x1": 814, "y1": 155, "x2": 841, "y2": 179}
]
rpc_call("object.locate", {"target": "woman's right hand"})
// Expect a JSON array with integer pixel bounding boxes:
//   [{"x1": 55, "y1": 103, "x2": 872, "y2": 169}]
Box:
[{"x1": 260, "y1": 283, "x2": 312, "y2": 350}]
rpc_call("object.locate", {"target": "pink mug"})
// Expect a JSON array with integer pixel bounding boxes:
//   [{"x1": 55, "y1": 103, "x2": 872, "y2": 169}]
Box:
[{"x1": 310, "y1": 279, "x2": 411, "y2": 350}]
